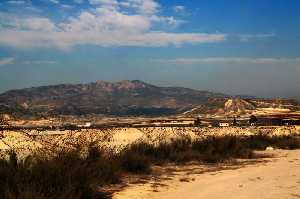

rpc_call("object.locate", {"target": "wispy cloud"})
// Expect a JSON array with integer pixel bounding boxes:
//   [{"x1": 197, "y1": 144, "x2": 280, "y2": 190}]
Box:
[
  {"x1": 23, "y1": 60, "x2": 57, "y2": 65},
  {"x1": 24, "y1": 6, "x2": 42, "y2": 13},
  {"x1": 0, "y1": 57, "x2": 15, "y2": 66},
  {"x1": 49, "y1": 0, "x2": 59, "y2": 4},
  {"x1": 152, "y1": 57, "x2": 300, "y2": 65},
  {"x1": 239, "y1": 33, "x2": 275, "y2": 42},
  {"x1": 7, "y1": 0, "x2": 26, "y2": 4},
  {"x1": 74, "y1": 0, "x2": 83, "y2": 3},
  {"x1": 61, "y1": 4, "x2": 73, "y2": 9},
  {"x1": 0, "y1": 0, "x2": 226, "y2": 50},
  {"x1": 173, "y1": 5, "x2": 185, "y2": 13}
]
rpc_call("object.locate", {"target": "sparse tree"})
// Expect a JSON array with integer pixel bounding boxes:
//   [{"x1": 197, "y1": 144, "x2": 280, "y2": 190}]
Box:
[
  {"x1": 0, "y1": 114, "x2": 7, "y2": 138},
  {"x1": 194, "y1": 117, "x2": 201, "y2": 126},
  {"x1": 249, "y1": 115, "x2": 258, "y2": 125},
  {"x1": 233, "y1": 117, "x2": 238, "y2": 126}
]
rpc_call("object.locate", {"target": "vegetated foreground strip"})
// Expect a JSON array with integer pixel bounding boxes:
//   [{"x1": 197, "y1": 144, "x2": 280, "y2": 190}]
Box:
[
  {"x1": 114, "y1": 149, "x2": 300, "y2": 199},
  {"x1": 1, "y1": 126, "x2": 300, "y2": 155},
  {"x1": 1, "y1": 132, "x2": 300, "y2": 199}
]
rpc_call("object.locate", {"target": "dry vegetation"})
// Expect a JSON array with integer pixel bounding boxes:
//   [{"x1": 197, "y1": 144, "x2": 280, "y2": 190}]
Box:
[{"x1": 1, "y1": 126, "x2": 300, "y2": 198}]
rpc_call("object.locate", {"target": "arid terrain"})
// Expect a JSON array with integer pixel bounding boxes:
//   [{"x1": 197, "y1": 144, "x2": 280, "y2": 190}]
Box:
[
  {"x1": 1, "y1": 81, "x2": 300, "y2": 198},
  {"x1": 1, "y1": 126, "x2": 300, "y2": 155},
  {"x1": 1, "y1": 0, "x2": 300, "y2": 197},
  {"x1": 0, "y1": 80, "x2": 299, "y2": 119},
  {"x1": 114, "y1": 149, "x2": 300, "y2": 199},
  {"x1": 1, "y1": 125, "x2": 300, "y2": 198}
]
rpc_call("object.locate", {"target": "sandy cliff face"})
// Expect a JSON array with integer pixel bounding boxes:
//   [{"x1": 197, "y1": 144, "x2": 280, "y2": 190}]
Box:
[
  {"x1": 184, "y1": 97, "x2": 300, "y2": 117},
  {"x1": 224, "y1": 98, "x2": 256, "y2": 113}
]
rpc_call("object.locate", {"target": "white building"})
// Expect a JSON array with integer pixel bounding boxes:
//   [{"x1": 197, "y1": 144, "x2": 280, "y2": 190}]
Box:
[{"x1": 219, "y1": 122, "x2": 230, "y2": 127}]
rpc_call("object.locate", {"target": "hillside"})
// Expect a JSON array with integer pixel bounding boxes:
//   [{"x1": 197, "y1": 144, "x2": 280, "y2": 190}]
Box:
[
  {"x1": 0, "y1": 80, "x2": 299, "y2": 118},
  {"x1": 183, "y1": 98, "x2": 300, "y2": 117},
  {"x1": 0, "y1": 80, "x2": 227, "y2": 118}
]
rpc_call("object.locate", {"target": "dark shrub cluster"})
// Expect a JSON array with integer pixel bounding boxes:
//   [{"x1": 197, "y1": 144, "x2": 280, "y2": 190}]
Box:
[
  {"x1": 0, "y1": 148, "x2": 119, "y2": 199},
  {"x1": 246, "y1": 134, "x2": 300, "y2": 150},
  {"x1": 191, "y1": 136, "x2": 254, "y2": 163},
  {"x1": 120, "y1": 135, "x2": 300, "y2": 165}
]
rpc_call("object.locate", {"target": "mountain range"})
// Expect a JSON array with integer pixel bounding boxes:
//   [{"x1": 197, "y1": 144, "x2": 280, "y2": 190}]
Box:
[{"x1": 0, "y1": 80, "x2": 299, "y2": 118}]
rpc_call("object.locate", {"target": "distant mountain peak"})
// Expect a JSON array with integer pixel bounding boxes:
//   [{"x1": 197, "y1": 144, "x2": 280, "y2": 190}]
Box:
[
  {"x1": 0, "y1": 80, "x2": 227, "y2": 117},
  {"x1": 1, "y1": 80, "x2": 297, "y2": 118},
  {"x1": 93, "y1": 80, "x2": 153, "y2": 91},
  {"x1": 117, "y1": 80, "x2": 153, "y2": 90}
]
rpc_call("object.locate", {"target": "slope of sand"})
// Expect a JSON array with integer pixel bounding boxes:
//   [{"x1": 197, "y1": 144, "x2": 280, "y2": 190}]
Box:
[
  {"x1": 114, "y1": 149, "x2": 300, "y2": 199},
  {"x1": 1, "y1": 126, "x2": 300, "y2": 154}
]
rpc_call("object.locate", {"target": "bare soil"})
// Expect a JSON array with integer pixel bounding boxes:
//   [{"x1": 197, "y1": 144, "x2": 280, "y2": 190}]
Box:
[{"x1": 113, "y1": 149, "x2": 300, "y2": 199}]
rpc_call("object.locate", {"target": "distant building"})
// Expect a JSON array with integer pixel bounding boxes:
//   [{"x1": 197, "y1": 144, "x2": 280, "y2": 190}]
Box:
[
  {"x1": 77, "y1": 122, "x2": 92, "y2": 128},
  {"x1": 84, "y1": 122, "x2": 92, "y2": 127},
  {"x1": 219, "y1": 122, "x2": 230, "y2": 127}
]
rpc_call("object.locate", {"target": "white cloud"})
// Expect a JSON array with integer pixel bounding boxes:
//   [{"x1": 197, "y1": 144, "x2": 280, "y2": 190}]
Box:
[
  {"x1": 132, "y1": 0, "x2": 160, "y2": 15},
  {"x1": 152, "y1": 57, "x2": 300, "y2": 65},
  {"x1": 61, "y1": 4, "x2": 73, "y2": 9},
  {"x1": 239, "y1": 33, "x2": 275, "y2": 42},
  {"x1": 23, "y1": 60, "x2": 57, "y2": 64},
  {"x1": 49, "y1": 0, "x2": 59, "y2": 4},
  {"x1": 21, "y1": 18, "x2": 56, "y2": 31},
  {"x1": 0, "y1": 57, "x2": 15, "y2": 66},
  {"x1": 0, "y1": 28, "x2": 225, "y2": 50},
  {"x1": 173, "y1": 5, "x2": 185, "y2": 13},
  {"x1": 150, "y1": 15, "x2": 184, "y2": 27},
  {"x1": 89, "y1": 0, "x2": 117, "y2": 4},
  {"x1": 89, "y1": 0, "x2": 119, "y2": 10},
  {"x1": 24, "y1": 6, "x2": 42, "y2": 13},
  {"x1": 74, "y1": 0, "x2": 84, "y2": 3},
  {"x1": 7, "y1": 0, "x2": 26, "y2": 4},
  {"x1": 89, "y1": 0, "x2": 159, "y2": 15},
  {"x1": 0, "y1": 0, "x2": 226, "y2": 50}
]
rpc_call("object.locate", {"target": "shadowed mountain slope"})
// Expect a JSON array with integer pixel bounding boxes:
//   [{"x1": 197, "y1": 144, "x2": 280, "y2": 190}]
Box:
[
  {"x1": 0, "y1": 80, "x2": 227, "y2": 117},
  {"x1": 0, "y1": 80, "x2": 299, "y2": 118}
]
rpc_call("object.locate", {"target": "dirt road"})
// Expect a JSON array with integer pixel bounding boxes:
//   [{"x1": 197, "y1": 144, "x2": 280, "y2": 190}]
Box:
[{"x1": 114, "y1": 150, "x2": 300, "y2": 199}]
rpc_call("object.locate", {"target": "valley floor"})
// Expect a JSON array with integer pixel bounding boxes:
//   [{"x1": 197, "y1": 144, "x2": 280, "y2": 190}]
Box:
[{"x1": 114, "y1": 149, "x2": 300, "y2": 199}]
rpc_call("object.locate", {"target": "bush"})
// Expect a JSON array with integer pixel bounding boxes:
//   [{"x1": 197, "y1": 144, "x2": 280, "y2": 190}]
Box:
[
  {"x1": 0, "y1": 148, "x2": 119, "y2": 199},
  {"x1": 120, "y1": 150, "x2": 151, "y2": 174}
]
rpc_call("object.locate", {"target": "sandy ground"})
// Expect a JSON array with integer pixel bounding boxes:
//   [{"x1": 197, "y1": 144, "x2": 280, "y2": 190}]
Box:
[{"x1": 114, "y1": 149, "x2": 300, "y2": 199}]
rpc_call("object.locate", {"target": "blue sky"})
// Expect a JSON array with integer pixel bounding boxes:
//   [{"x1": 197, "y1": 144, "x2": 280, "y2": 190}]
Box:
[{"x1": 0, "y1": 0, "x2": 299, "y2": 98}]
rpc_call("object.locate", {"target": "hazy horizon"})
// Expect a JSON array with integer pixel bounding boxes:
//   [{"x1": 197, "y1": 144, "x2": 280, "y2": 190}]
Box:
[
  {"x1": 0, "y1": 0, "x2": 299, "y2": 99},
  {"x1": 0, "y1": 79, "x2": 298, "y2": 100}
]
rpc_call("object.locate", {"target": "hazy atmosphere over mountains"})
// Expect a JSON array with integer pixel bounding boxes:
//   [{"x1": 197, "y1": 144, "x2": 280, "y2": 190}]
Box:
[{"x1": 0, "y1": 0, "x2": 300, "y2": 98}]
